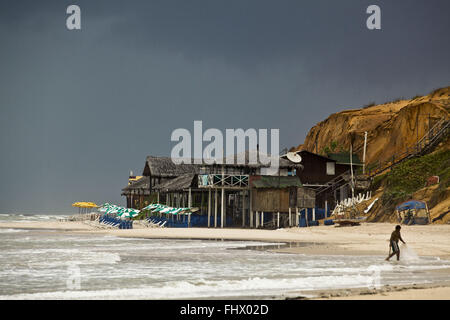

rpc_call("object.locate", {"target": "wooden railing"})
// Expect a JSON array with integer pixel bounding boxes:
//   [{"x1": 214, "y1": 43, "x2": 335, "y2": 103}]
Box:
[
  {"x1": 315, "y1": 118, "x2": 449, "y2": 195},
  {"x1": 367, "y1": 119, "x2": 449, "y2": 177},
  {"x1": 315, "y1": 170, "x2": 351, "y2": 195}
]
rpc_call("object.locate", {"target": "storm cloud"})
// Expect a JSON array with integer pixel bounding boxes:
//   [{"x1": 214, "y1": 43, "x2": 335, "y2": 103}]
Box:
[{"x1": 0, "y1": 0, "x2": 448, "y2": 212}]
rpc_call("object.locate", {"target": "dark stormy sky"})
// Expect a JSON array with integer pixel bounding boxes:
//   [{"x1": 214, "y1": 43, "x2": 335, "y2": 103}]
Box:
[{"x1": 0, "y1": 0, "x2": 449, "y2": 213}]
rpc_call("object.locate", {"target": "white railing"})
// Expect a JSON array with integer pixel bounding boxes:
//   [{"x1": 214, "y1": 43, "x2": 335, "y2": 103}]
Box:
[
  {"x1": 332, "y1": 191, "x2": 372, "y2": 217},
  {"x1": 198, "y1": 174, "x2": 249, "y2": 188}
]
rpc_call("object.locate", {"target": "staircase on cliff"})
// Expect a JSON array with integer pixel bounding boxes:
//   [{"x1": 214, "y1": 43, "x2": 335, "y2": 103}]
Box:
[
  {"x1": 314, "y1": 118, "x2": 449, "y2": 198},
  {"x1": 367, "y1": 118, "x2": 450, "y2": 177}
]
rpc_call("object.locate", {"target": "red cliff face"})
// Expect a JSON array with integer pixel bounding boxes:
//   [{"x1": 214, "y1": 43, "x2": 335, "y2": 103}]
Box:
[{"x1": 295, "y1": 87, "x2": 450, "y2": 167}]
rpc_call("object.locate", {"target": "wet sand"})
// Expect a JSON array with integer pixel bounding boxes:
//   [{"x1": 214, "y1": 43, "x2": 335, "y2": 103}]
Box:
[
  {"x1": 308, "y1": 281, "x2": 450, "y2": 300},
  {"x1": 4, "y1": 220, "x2": 447, "y2": 257}
]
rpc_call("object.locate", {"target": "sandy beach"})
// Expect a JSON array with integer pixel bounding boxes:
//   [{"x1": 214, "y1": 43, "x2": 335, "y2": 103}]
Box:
[
  {"x1": 3, "y1": 220, "x2": 449, "y2": 257},
  {"x1": 1, "y1": 220, "x2": 449, "y2": 299}
]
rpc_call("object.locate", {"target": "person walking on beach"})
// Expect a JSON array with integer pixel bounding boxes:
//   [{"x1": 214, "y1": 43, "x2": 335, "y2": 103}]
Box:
[{"x1": 386, "y1": 225, "x2": 406, "y2": 261}]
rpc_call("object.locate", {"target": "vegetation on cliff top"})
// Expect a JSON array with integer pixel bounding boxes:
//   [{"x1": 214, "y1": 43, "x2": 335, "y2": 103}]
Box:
[{"x1": 379, "y1": 149, "x2": 450, "y2": 209}]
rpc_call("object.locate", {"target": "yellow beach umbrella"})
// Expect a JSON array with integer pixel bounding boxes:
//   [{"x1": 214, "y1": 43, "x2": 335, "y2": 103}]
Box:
[
  {"x1": 72, "y1": 202, "x2": 98, "y2": 208},
  {"x1": 72, "y1": 202, "x2": 99, "y2": 213}
]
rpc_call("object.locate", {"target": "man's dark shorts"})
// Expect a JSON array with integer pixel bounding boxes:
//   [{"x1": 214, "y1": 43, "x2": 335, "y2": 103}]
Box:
[{"x1": 390, "y1": 240, "x2": 399, "y2": 253}]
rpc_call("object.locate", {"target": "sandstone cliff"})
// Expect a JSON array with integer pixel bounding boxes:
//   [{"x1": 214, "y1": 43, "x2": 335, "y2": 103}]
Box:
[{"x1": 294, "y1": 87, "x2": 450, "y2": 168}]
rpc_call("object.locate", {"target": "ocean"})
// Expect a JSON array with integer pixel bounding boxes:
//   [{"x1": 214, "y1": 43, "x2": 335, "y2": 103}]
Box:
[{"x1": 0, "y1": 214, "x2": 449, "y2": 299}]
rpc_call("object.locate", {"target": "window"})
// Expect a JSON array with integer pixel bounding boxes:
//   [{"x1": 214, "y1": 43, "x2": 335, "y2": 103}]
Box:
[{"x1": 326, "y1": 162, "x2": 335, "y2": 175}]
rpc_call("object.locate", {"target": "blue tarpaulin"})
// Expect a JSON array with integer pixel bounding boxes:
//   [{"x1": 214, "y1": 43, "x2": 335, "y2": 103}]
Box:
[{"x1": 396, "y1": 200, "x2": 427, "y2": 212}]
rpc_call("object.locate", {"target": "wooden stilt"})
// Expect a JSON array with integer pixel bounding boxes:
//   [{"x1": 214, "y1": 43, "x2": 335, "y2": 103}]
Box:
[
  {"x1": 289, "y1": 208, "x2": 292, "y2": 227},
  {"x1": 249, "y1": 189, "x2": 253, "y2": 228},
  {"x1": 214, "y1": 189, "x2": 218, "y2": 228},
  {"x1": 208, "y1": 188, "x2": 211, "y2": 228},
  {"x1": 296, "y1": 207, "x2": 299, "y2": 227},
  {"x1": 201, "y1": 191, "x2": 204, "y2": 215},
  {"x1": 221, "y1": 165, "x2": 225, "y2": 228},
  {"x1": 256, "y1": 211, "x2": 259, "y2": 228},
  {"x1": 277, "y1": 212, "x2": 280, "y2": 228},
  {"x1": 221, "y1": 187, "x2": 225, "y2": 228},
  {"x1": 188, "y1": 188, "x2": 192, "y2": 227},
  {"x1": 242, "y1": 190, "x2": 246, "y2": 227}
]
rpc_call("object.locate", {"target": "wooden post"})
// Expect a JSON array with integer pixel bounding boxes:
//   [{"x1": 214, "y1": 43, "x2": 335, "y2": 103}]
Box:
[
  {"x1": 312, "y1": 207, "x2": 316, "y2": 221},
  {"x1": 188, "y1": 188, "x2": 192, "y2": 227},
  {"x1": 221, "y1": 187, "x2": 225, "y2": 228},
  {"x1": 277, "y1": 212, "x2": 280, "y2": 228},
  {"x1": 296, "y1": 207, "x2": 299, "y2": 226},
  {"x1": 350, "y1": 143, "x2": 355, "y2": 199},
  {"x1": 242, "y1": 190, "x2": 246, "y2": 227},
  {"x1": 249, "y1": 190, "x2": 253, "y2": 228},
  {"x1": 362, "y1": 131, "x2": 368, "y2": 174},
  {"x1": 157, "y1": 192, "x2": 160, "y2": 204},
  {"x1": 221, "y1": 166, "x2": 225, "y2": 228},
  {"x1": 177, "y1": 192, "x2": 181, "y2": 221},
  {"x1": 201, "y1": 191, "x2": 204, "y2": 215},
  {"x1": 325, "y1": 201, "x2": 328, "y2": 218},
  {"x1": 261, "y1": 211, "x2": 264, "y2": 228},
  {"x1": 188, "y1": 188, "x2": 192, "y2": 207},
  {"x1": 208, "y1": 188, "x2": 211, "y2": 228},
  {"x1": 289, "y1": 208, "x2": 292, "y2": 227},
  {"x1": 255, "y1": 211, "x2": 259, "y2": 228},
  {"x1": 214, "y1": 189, "x2": 218, "y2": 228}
]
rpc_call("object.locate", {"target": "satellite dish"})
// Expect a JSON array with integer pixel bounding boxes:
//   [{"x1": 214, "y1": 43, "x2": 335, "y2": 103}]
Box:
[{"x1": 286, "y1": 152, "x2": 302, "y2": 163}]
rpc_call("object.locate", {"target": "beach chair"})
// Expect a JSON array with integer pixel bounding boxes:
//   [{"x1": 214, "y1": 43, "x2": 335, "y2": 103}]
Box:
[{"x1": 299, "y1": 218, "x2": 307, "y2": 228}]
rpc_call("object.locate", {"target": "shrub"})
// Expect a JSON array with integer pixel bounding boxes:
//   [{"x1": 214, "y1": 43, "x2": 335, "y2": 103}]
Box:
[{"x1": 382, "y1": 149, "x2": 450, "y2": 206}]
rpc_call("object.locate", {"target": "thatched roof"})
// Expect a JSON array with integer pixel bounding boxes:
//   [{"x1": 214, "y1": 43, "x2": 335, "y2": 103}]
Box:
[
  {"x1": 153, "y1": 174, "x2": 196, "y2": 192},
  {"x1": 121, "y1": 176, "x2": 151, "y2": 196},
  {"x1": 143, "y1": 156, "x2": 200, "y2": 177},
  {"x1": 143, "y1": 151, "x2": 302, "y2": 176}
]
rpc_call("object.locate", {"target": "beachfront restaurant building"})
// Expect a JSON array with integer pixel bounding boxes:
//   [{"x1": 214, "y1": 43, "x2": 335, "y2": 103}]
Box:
[
  {"x1": 121, "y1": 156, "x2": 199, "y2": 209},
  {"x1": 121, "y1": 152, "x2": 318, "y2": 228},
  {"x1": 287, "y1": 150, "x2": 368, "y2": 209}
]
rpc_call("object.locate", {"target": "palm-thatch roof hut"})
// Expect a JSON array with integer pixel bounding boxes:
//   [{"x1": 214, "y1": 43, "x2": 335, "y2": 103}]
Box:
[
  {"x1": 122, "y1": 153, "x2": 308, "y2": 227},
  {"x1": 121, "y1": 176, "x2": 151, "y2": 208}
]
